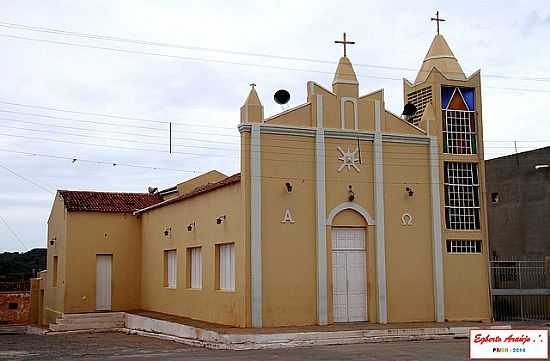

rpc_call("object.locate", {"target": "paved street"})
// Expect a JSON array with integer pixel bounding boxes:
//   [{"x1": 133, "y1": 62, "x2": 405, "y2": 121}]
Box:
[{"x1": 0, "y1": 332, "x2": 474, "y2": 361}]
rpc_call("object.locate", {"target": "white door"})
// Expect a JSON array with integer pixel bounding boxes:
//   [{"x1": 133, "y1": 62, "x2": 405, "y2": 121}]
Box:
[
  {"x1": 96, "y1": 255, "x2": 112, "y2": 311},
  {"x1": 332, "y1": 228, "x2": 367, "y2": 322}
]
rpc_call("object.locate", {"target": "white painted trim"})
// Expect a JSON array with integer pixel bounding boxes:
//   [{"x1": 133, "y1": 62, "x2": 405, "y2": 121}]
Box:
[
  {"x1": 325, "y1": 129, "x2": 374, "y2": 140},
  {"x1": 316, "y1": 95, "x2": 324, "y2": 129},
  {"x1": 424, "y1": 55, "x2": 456, "y2": 61},
  {"x1": 382, "y1": 134, "x2": 430, "y2": 144},
  {"x1": 250, "y1": 124, "x2": 262, "y2": 327},
  {"x1": 326, "y1": 202, "x2": 375, "y2": 225},
  {"x1": 430, "y1": 136, "x2": 445, "y2": 322},
  {"x1": 315, "y1": 95, "x2": 328, "y2": 325},
  {"x1": 374, "y1": 100, "x2": 381, "y2": 132},
  {"x1": 238, "y1": 124, "x2": 432, "y2": 146},
  {"x1": 373, "y1": 99, "x2": 388, "y2": 323},
  {"x1": 340, "y1": 97, "x2": 358, "y2": 130}
]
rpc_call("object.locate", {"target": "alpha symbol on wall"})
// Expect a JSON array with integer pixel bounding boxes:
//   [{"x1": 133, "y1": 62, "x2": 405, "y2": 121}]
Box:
[
  {"x1": 280, "y1": 209, "x2": 296, "y2": 224},
  {"x1": 337, "y1": 146, "x2": 360, "y2": 173},
  {"x1": 401, "y1": 213, "x2": 414, "y2": 226}
]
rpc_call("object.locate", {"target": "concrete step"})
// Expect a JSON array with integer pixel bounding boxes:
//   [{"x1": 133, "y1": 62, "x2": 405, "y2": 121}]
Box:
[
  {"x1": 50, "y1": 320, "x2": 124, "y2": 332},
  {"x1": 59, "y1": 315, "x2": 124, "y2": 324},
  {"x1": 61, "y1": 312, "x2": 124, "y2": 320}
]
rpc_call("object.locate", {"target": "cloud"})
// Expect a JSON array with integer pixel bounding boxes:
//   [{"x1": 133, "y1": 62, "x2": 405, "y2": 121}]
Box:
[{"x1": 0, "y1": 0, "x2": 550, "y2": 250}]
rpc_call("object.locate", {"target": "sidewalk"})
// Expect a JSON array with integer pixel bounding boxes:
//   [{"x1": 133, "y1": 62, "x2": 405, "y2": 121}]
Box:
[{"x1": 122, "y1": 310, "x2": 513, "y2": 350}]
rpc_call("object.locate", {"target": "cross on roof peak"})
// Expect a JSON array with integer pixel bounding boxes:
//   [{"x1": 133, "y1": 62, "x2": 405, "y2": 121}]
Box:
[
  {"x1": 431, "y1": 11, "x2": 446, "y2": 35},
  {"x1": 334, "y1": 32, "x2": 355, "y2": 58}
]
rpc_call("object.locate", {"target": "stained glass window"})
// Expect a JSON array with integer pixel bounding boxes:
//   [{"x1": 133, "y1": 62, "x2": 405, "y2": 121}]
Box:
[{"x1": 442, "y1": 86, "x2": 477, "y2": 154}]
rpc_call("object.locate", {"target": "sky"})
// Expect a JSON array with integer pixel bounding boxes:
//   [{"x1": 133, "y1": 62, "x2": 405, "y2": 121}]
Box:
[{"x1": 1, "y1": 0, "x2": 550, "y2": 252}]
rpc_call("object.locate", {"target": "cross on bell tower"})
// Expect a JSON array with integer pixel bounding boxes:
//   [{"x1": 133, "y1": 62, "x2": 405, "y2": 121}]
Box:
[
  {"x1": 431, "y1": 11, "x2": 446, "y2": 35},
  {"x1": 334, "y1": 32, "x2": 355, "y2": 58}
]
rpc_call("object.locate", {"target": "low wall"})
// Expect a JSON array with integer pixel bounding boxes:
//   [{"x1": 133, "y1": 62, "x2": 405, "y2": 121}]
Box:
[{"x1": 0, "y1": 292, "x2": 31, "y2": 324}]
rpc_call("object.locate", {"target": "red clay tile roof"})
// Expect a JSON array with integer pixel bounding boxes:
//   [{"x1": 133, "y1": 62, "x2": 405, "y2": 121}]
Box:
[
  {"x1": 134, "y1": 173, "x2": 241, "y2": 214},
  {"x1": 58, "y1": 190, "x2": 163, "y2": 213}
]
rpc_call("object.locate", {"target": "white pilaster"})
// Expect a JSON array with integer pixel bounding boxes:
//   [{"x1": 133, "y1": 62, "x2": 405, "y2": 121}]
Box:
[
  {"x1": 430, "y1": 136, "x2": 445, "y2": 322},
  {"x1": 374, "y1": 100, "x2": 388, "y2": 323},
  {"x1": 315, "y1": 95, "x2": 328, "y2": 325},
  {"x1": 250, "y1": 124, "x2": 262, "y2": 327}
]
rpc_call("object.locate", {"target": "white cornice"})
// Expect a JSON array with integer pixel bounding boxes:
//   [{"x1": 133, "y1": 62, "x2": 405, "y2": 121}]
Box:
[{"x1": 239, "y1": 123, "x2": 431, "y2": 144}]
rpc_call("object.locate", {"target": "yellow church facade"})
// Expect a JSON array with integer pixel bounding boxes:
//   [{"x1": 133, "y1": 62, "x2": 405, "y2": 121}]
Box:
[{"x1": 38, "y1": 30, "x2": 491, "y2": 328}]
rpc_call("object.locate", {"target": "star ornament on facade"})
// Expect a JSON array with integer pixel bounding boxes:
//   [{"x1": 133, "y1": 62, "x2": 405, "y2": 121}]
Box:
[{"x1": 337, "y1": 146, "x2": 360, "y2": 173}]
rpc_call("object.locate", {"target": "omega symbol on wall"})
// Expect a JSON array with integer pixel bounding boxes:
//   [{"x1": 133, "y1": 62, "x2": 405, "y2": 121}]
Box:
[
  {"x1": 337, "y1": 146, "x2": 360, "y2": 173},
  {"x1": 401, "y1": 213, "x2": 414, "y2": 226},
  {"x1": 281, "y1": 209, "x2": 296, "y2": 224}
]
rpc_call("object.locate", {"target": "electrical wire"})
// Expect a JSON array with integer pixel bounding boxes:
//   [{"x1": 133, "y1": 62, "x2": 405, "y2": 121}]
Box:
[
  {"x1": 0, "y1": 213, "x2": 28, "y2": 250},
  {"x1": 0, "y1": 162, "x2": 54, "y2": 194},
  {"x1": 1, "y1": 20, "x2": 550, "y2": 82}
]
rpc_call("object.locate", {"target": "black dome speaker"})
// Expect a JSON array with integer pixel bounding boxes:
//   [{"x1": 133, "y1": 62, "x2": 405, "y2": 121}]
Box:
[{"x1": 274, "y1": 89, "x2": 290, "y2": 105}]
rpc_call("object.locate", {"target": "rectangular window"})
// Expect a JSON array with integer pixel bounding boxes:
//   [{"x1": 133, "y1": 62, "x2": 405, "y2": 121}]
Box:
[
  {"x1": 444, "y1": 162, "x2": 481, "y2": 230},
  {"x1": 446, "y1": 240, "x2": 482, "y2": 254},
  {"x1": 217, "y1": 243, "x2": 235, "y2": 291},
  {"x1": 188, "y1": 247, "x2": 202, "y2": 289},
  {"x1": 164, "y1": 250, "x2": 177, "y2": 289},
  {"x1": 442, "y1": 110, "x2": 477, "y2": 154},
  {"x1": 52, "y1": 256, "x2": 58, "y2": 287},
  {"x1": 8, "y1": 302, "x2": 18, "y2": 310}
]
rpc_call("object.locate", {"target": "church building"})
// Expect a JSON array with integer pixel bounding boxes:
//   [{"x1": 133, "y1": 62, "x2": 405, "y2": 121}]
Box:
[{"x1": 37, "y1": 23, "x2": 491, "y2": 328}]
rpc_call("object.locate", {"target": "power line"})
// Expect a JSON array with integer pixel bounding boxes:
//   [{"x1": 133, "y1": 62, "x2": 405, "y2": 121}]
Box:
[
  {"x1": 0, "y1": 162, "x2": 54, "y2": 194},
  {"x1": 0, "y1": 100, "x2": 237, "y2": 130},
  {"x1": 0, "y1": 213, "x2": 27, "y2": 250},
  {"x1": 2, "y1": 20, "x2": 550, "y2": 82},
  {"x1": 3, "y1": 32, "x2": 550, "y2": 95},
  {"x1": 0, "y1": 129, "x2": 541, "y2": 168},
  {"x1": 0, "y1": 149, "x2": 208, "y2": 174},
  {"x1": 0, "y1": 146, "x2": 538, "y2": 187},
  {"x1": 0, "y1": 105, "x2": 548, "y2": 152}
]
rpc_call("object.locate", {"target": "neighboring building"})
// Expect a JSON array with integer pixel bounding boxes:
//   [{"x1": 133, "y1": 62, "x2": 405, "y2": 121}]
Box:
[
  {"x1": 0, "y1": 281, "x2": 31, "y2": 324},
  {"x1": 486, "y1": 147, "x2": 550, "y2": 260},
  {"x1": 37, "y1": 28, "x2": 491, "y2": 328}
]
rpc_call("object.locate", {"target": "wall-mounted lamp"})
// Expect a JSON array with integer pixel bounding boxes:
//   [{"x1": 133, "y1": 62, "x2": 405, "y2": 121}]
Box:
[
  {"x1": 187, "y1": 222, "x2": 195, "y2": 232},
  {"x1": 216, "y1": 215, "x2": 226, "y2": 224},
  {"x1": 405, "y1": 186, "x2": 414, "y2": 197},
  {"x1": 285, "y1": 182, "x2": 293, "y2": 193},
  {"x1": 163, "y1": 227, "x2": 172, "y2": 237},
  {"x1": 348, "y1": 185, "x2": 355, "y2": 202},
  {"x1": 49, "y1": 238, "x2": 56, "y2": 246}
]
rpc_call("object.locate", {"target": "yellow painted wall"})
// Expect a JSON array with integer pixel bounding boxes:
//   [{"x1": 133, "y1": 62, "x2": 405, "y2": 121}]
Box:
[
  {"x1": 260, "y1": 133, "x2": 317, "y2": 327},
  {"x1": 63, "y1": 212, "x2": 142, "y2": 313},
  {"x1": 140, "y1": 181, "x2": 246, "y2": 327},
  {"x1": 44, "y1": 194, "x2": 66, "y2": 324},
  {"x1": 383, "y1": 142, "x2": 435, "y2": 322}
]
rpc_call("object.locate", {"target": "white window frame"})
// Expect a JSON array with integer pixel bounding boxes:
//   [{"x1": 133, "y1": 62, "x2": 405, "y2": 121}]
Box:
[
  {"x1": 444, "y1": 162, "x2": 481, "y2": 230},
  {"x1": 166, "y1": 249, "x2": 177, "y2": 289},
  {"x1": 190, "y1": 247, "x2": 202, "y2": 289},
  {"x1": 446, "y1": 240, "x2": 482, "y2": 254},
  {"x1": 443, "y1": 109, "x2": 476, "y2": 154},
  {"x1": 218, "y1": 243, "x2": 235, "y2": 291}
]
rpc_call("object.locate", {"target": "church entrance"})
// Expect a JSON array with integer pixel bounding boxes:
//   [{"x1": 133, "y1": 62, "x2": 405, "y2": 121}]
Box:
[{"x1": 331, "y1": 228, "x2": 367, "y2": 322}]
